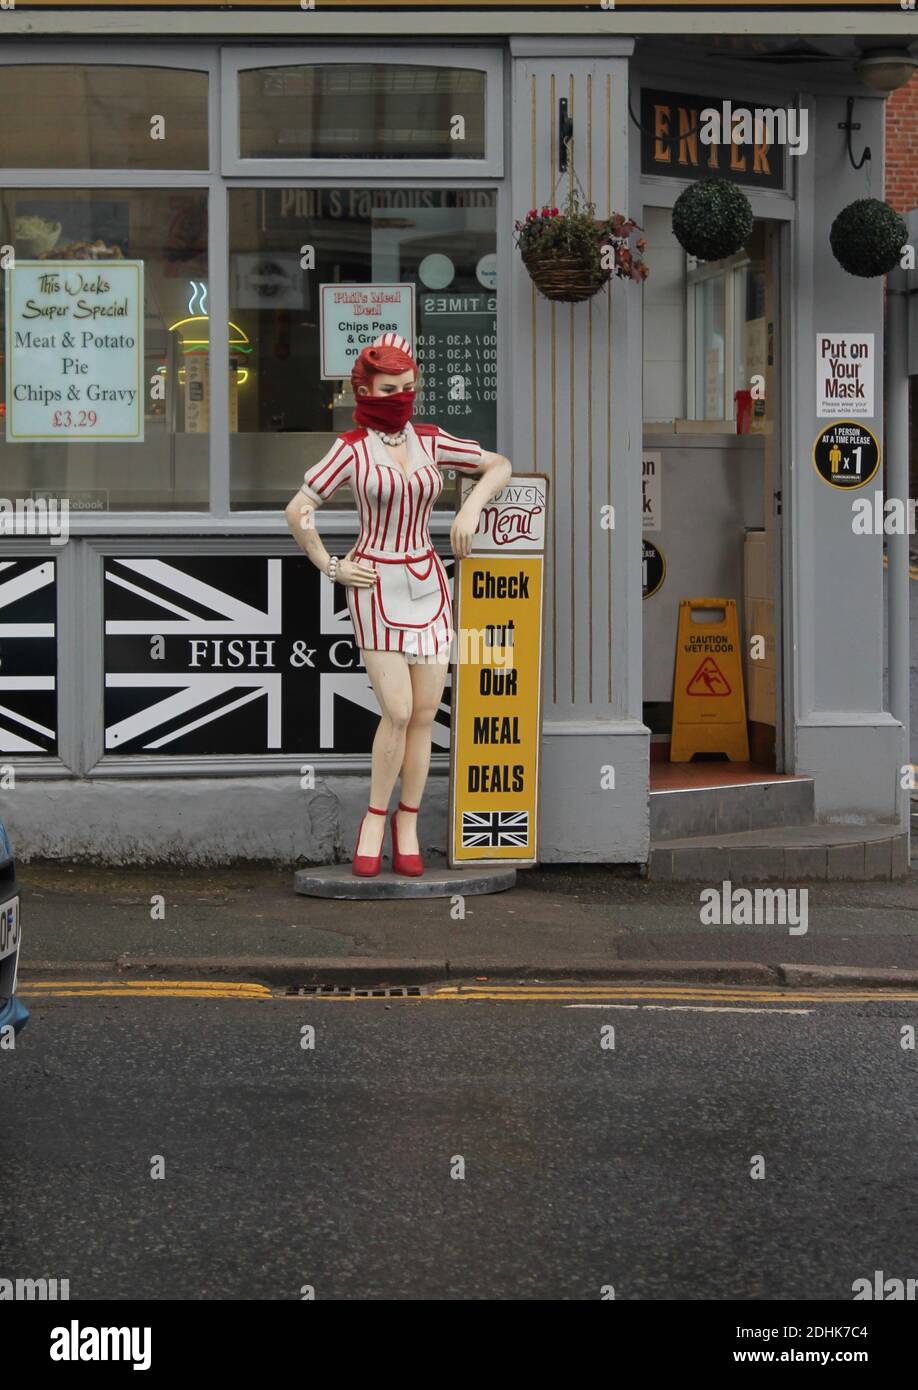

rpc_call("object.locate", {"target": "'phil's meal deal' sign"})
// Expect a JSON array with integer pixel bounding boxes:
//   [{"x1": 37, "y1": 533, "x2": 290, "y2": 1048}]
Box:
[
  {"x1": 320, "y1": 282, "x2": 415, "y2": 379},
  {"x1": 5, "y1": 260, "x2": 144, "y2": 442},
  {"x1": 816, "y1": 332, "x2": 874, "y2": 419},
  {"x1": 449, "y1": 475, "x2": 547, "y2": 868}
]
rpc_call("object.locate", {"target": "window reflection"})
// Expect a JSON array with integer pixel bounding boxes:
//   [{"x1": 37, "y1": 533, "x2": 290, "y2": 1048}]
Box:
[
  {"x1": 0, "y1": 66, "x2": 208, "y2": 170},
  {"x1": 229, "y1": 187, "x2": 497, "y2": 511},
  {"x1": 239, "y1": 65, "x2": 486, "y2": 160}
]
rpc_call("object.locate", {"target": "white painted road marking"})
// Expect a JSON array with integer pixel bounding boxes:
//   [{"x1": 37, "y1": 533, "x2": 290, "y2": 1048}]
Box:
[{"x1": 564, "y1": 1004, "x2": 813, "y2": 1014}]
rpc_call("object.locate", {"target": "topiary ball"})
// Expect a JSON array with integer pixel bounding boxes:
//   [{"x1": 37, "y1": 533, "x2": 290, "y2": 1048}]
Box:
[
  {"x1": 671, "y1": 178, "x2": 754, "y2": 261},
  {"x1": 829, "y1": 198, "x2": 908, "y2": 278}
]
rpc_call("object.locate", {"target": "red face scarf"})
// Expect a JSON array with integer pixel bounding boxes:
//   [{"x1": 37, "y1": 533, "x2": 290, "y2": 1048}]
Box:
[{"x1": 353, "y1": 389, "x2": 416, "y2": 433}]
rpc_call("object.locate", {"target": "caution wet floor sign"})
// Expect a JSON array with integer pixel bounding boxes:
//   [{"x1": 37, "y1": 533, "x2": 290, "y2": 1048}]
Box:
[
  {"x1": 671, "y1": 598, "x2": 749, "y2": 762},
  {"x1": 686, "y1": 656, "x2": 732, "y2": 697}
]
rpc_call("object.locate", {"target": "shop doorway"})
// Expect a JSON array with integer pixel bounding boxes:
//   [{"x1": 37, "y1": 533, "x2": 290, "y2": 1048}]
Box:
[{"x1": 641, "y1": 211, "x2": 788, "y2": 789}]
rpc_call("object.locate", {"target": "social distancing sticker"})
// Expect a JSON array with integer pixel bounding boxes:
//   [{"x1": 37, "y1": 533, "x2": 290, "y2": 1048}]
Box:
[{"x1": 812, "y1": 420, "x2": 880, "y2": 490}]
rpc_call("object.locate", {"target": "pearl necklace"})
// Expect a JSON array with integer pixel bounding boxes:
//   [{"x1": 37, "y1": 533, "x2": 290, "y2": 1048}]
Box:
[{"x1": 373, "y1": 426, "x2": 408, "y2": 447}]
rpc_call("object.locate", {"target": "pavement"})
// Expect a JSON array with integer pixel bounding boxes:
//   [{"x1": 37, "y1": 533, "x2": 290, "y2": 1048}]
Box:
[{"x1": 15, "y1": 858, "x2": 918, "y2": 989}]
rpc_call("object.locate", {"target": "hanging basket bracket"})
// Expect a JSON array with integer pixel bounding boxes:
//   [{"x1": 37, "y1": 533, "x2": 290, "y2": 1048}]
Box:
[
  {"x1": 558, "y1": 98, "x2": 574, "y2": 173},
  {"x1": 837, "y1": 96, "x2": 871, "y2": 172}
]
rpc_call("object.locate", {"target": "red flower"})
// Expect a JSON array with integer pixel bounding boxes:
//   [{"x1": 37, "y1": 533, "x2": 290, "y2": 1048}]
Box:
[{"x1": 551, "y1": 207, "x2": 559, "y2": 216}]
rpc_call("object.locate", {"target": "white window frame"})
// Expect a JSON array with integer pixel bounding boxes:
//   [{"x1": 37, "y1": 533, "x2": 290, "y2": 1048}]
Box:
[
  {"x1": 0, "y1": 43, "x2": 508, "y2": 534},
  {"x1": 220, "y1": 45, "x2": 504, "y2": 179}
]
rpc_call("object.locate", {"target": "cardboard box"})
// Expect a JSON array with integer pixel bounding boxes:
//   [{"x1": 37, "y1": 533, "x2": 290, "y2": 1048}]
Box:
[
  {"x1": 747, "y1": 662, "x2": 776, "y2": 725},
  {"x1": 744, "y1": 529, "x2": 768, "y2": 602},
  {"x1": 746, "y1": 599, "x2": 775, "y2": 667}
]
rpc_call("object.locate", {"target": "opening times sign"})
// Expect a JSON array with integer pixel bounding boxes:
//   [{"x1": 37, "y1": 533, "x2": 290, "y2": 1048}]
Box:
[
  {"x1": 414, "y1": 291, "x2": 497, "y2": 452},
  {"x1": 4, "y1": 260, "x2": 144, "y2": 442},
  {"x1": 449, "y1": 475, "x2": 547, "y2": 867}
]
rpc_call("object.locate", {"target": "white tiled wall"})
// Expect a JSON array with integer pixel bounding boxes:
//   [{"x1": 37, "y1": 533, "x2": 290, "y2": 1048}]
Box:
[{"x1": 642, "y1": 205, "x2": 686, "y2": 423}]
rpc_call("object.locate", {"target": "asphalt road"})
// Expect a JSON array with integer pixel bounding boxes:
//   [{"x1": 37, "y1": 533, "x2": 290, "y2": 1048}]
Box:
[{"x1": 3, "y1": 986, "x2": 918, "y2": 1300}]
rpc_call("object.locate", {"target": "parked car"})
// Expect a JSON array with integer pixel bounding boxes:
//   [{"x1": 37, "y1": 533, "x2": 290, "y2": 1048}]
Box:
[{"x1": 0, "y1": 820, "x2": 27, "y2": 1037}]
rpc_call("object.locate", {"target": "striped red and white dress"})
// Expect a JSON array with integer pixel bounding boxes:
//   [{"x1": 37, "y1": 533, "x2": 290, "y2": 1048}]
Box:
[{"x1": 300, "y1": 422, "x2": 483, "y2": 658}]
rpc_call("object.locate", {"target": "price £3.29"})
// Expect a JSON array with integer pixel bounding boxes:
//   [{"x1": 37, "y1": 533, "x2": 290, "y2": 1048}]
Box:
[{"x1": 52, "y1": 410, "x2": 99, "y2": 429}]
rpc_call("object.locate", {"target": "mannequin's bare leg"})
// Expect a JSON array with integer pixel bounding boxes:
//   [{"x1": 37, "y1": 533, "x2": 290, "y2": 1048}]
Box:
[
  {"x1": 395, "y1": 654, "x2": 450, "y2": 855},
  {"x1": 356, "y1": 649, "x2": 413, "y2": 857}
]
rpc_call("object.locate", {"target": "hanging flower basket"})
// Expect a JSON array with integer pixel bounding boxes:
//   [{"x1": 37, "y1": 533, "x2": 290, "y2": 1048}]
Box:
[
  {"x1": 829, "y1": 198, "x2": 908, "y2": 278},
  {"x1": 514, "y1": 194, "x2": 648, "y2": 304},
  {"x1": 672, "y1": 178, "x2": 753, "y2": 261}
]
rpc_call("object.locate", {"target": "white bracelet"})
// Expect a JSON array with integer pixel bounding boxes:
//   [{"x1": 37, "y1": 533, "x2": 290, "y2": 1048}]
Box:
[{"x1": 326, "y1": 555, "x2": 339, "y2": 583}]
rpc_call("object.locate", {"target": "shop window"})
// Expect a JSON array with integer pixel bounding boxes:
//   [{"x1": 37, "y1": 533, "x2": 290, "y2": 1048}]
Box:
[
  {"x1": 692, "y1": 271, "x2": 726, "y2": 419},
  {"x1": 643, "y1": 207, "x2": 769, "y2": 432},
  {"x1": 0, "y1": 66, "x2": 208, "y2": 170},
  {"x1": 687, "y1": 254, "x2": 766, "y2": 427},
  {"x1": 228, "y1": 186, "x2": 497, "y2": 511},
  {"x1": 238, "y1": 63, "x2": 486, "y2": 161},
  {"x1": 0, "y1": 187, "x2": 209, "y2": 510}
]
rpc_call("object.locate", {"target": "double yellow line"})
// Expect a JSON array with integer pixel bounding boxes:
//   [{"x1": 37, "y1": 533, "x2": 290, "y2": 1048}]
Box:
[
  {"x1": 15, "y1": 981, "x2": 918, "y2": 1006},
  {"x1": 18, "y1": 980, "x2": 272, "y2": 1000},
  {"x1": 423, "y1": 984, "x2": 918, "y2": 1005}
]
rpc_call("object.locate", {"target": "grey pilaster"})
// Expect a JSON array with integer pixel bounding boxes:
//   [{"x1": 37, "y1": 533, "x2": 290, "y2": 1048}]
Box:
[{"x1": 509, "y1": 36, "x2": 649, "y2": 861}]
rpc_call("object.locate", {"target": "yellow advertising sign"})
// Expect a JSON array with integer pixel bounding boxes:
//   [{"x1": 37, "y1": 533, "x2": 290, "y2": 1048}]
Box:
[
  {"x1": 670, "y1": 597, "x2": 749, "y2": 762},
  {"x1": 449, "y1": 475, "x2": 547, "y2": 867}
]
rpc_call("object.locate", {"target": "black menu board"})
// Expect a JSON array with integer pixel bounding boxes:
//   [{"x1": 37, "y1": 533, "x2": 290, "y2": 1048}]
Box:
[{"x1": 413, "y1": 289, "x2": 497, "y2": 452}]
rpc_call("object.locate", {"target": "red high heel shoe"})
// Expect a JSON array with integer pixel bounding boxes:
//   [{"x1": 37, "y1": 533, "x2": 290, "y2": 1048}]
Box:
[
  {"x1": 352, "y1": 805, "x2": 388, "y2": 877},
  {"x1": 391, "y1": 801, "x2": 423, "y2": 877}
]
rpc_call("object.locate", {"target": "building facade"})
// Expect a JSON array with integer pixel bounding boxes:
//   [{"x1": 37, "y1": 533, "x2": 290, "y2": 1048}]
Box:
[{"x1": 0, "y1": 4, "x2": 914, "y2": 869}]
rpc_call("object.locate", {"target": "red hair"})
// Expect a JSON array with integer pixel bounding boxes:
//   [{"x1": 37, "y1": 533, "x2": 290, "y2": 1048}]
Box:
[{"x1": 351, "y1": 343, "x2": 416, "y2": 396}]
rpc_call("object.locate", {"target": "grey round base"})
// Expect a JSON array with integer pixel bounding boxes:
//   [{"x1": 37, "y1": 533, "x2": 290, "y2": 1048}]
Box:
[{"x1": 294, "y1": 863, "x2": 517, "y2": 900}]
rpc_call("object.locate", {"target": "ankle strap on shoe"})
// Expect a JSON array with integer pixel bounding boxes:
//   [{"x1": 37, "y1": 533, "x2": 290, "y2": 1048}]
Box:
[
  {"x1": 367, "y1": 805, "x2": 388, "y2": 815},
  {"x1": 397, "y1": 801, "x2": 419, "y2": 813}
]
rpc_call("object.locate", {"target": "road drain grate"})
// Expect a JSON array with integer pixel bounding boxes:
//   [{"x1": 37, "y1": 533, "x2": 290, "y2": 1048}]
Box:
[{"x1": 286, "y1": 984, "x2": 425, "y2": 998}]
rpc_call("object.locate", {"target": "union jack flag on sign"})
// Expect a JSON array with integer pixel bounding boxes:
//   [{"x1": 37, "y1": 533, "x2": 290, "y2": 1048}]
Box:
[
  {"x1": 0, "y1": 558, "x2": 57, "y2": 755},
  {"x1": 461, "y1": 810, "x2": 530, "y2": 850}
]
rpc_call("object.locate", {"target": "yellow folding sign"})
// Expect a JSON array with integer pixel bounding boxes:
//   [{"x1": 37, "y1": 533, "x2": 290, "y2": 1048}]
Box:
[{"x1": 670, "y1": 597, "x2": 749, "y2": 763}]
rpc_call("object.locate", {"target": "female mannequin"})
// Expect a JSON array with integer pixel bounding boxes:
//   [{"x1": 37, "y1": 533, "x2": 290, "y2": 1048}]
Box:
[{"x1": 285, "y1": 333, "x2": 512, "y2": 877}]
